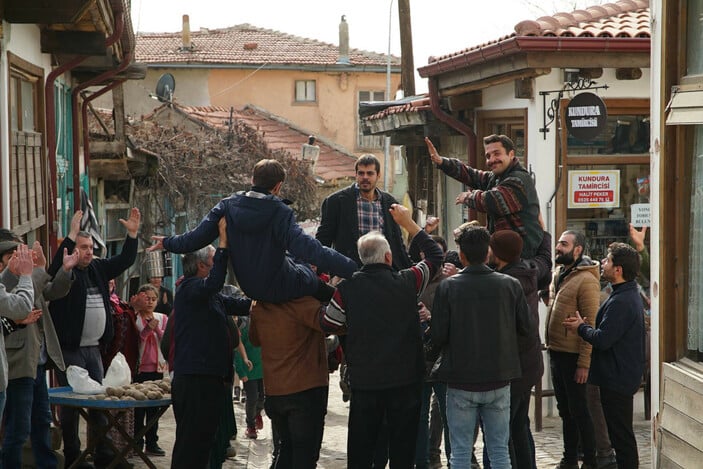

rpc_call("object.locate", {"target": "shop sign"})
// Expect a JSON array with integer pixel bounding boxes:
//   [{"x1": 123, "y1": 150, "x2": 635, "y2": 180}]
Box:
[
  {"x1": 630, "y1": 203, "x2": 651, "y2": 227},
  {"x1": 568, "y1": 170, "x2": 620, "y2": 208},
  {"x1": 565, "y1": 92, "x2": 608, "y2": 141}
]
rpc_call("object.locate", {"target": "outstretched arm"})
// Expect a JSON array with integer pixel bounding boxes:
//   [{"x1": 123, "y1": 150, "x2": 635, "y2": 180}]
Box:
[{"x1": 158, "y1": 202, "x2": 226, "y2": 254}]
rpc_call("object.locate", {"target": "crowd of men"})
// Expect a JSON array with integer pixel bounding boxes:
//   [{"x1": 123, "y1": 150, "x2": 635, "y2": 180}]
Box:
[{"x1": 0, "y1": 133, "x2": 648, "y2": 469}]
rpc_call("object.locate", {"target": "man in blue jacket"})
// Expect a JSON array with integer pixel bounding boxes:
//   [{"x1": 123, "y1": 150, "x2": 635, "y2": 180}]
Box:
[
  {"x1": 564, "y1": 242, "x2": 645, "y2": 469},
  {"x1": 150, "y1": 159, "x2": 356, "y2": 303},
  {"x1": 170, "y1": 218, "x2": 252, "y2": 469}
]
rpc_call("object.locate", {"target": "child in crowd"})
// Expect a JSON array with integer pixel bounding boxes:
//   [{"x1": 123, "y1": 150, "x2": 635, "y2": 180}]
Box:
[
  {"x1": 234, "y1": 316, "x2": 264, "y2": 439},
  {"x1": 132, "y1": 283, "x2": 168, "y2": 456}
]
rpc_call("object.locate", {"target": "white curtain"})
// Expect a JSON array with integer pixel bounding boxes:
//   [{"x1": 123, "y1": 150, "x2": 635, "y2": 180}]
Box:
[{"x1": 687, "y1": 127, "x2": 703, "y2": 354}]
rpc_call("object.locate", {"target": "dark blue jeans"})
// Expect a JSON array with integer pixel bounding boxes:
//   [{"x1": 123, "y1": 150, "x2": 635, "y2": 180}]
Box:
[
  {"x1": 57, "y1": 346, "x2": 113, "y2": 465},
  {"x1": 415, "y1": 381, "x2": 449, "y2": 468},
  {"x1": 2, "y1": 365, "x2": 57, "y2": 469},
  {"x1": 265, "y1": 386, "x2": 328, "y2": 469}
]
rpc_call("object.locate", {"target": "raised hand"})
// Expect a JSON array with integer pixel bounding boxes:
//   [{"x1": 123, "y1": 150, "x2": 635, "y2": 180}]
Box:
[
  {"x1": 424, "y1": 216, "x2": 440, "y2": 234},
  {"x1": 628, "y1": 223, "x2": 647, "y2": 252},
  {"x1": 424, "y1": 137, "x2": 443, "y2": 165},
  {"x1": 118, "y1": 208, "x2": 141, "y2": 238},
  {"x1": 32, "y1": 241, "x2": 47, "y2": 268},
  {"x1": 14, "y1": 244, "x2": 34, "y2": 276},
  {"x1": 218, "y1": 217, "x2": 227, "y2": 249},
  {"x1": 69, "y1": 210, "x2": 83, "y2": 240},
  {"x1": 62, "y1": 247, "x2": 80, "y2": 272}
]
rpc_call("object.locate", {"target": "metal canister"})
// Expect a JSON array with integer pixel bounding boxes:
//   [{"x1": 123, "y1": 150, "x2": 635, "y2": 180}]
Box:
[{"x1": 145, "y1": 251, "x2": 164, "y2": 279}]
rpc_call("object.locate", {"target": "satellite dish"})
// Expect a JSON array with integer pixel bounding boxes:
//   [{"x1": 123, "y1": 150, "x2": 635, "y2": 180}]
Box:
[{"x1": 155, "y1": 73, "x2": 176, "y2": 103}]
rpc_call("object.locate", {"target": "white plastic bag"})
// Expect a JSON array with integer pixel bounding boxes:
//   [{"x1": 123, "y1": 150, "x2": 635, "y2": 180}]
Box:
[
  {"x1": 103, "y1": 352, "x2": 132, "y2": 388},
  {"x1": 66, "y1": 365, "x2": 105, "y2": 394}
]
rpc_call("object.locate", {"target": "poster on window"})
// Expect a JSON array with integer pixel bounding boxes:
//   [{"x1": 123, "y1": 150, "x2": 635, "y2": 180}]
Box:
[{"x1": 568, "y1": 170, "x2": 620, "y2": 208}]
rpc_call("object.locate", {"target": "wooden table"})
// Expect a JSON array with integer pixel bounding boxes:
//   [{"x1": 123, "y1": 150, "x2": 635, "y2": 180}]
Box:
[{"x1": 49, "y1": 387, "x2": 171, "y2": 469}]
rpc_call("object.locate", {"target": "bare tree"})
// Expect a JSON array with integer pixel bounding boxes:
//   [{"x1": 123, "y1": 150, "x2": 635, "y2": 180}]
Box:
[{"x1": 128, "y1": 117, "x2": 319, "y2": 242}]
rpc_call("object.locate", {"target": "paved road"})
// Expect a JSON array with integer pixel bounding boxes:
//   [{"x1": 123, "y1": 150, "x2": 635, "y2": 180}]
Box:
[{"x1": 113, "y1": 371, "x2": 652, "y2": 468}]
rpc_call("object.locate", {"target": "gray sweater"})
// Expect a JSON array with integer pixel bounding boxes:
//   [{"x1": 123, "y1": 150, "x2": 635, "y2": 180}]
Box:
[{"x1": 0, "y1": 275, "x2": 34, "y2": 390}]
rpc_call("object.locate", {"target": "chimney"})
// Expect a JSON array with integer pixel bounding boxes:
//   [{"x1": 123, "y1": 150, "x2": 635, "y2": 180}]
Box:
[
  {"x1": 337, "y1": 15, "x2": 350, "y2": 65},
  {"x1": 182, "y1": 14, "x2": 191, "y2": 50}
]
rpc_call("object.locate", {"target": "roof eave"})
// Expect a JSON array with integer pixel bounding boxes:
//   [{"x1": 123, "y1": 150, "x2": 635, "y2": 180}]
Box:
[{"x1": 418, "y1": 36, "x2": 650, "y2": 78}]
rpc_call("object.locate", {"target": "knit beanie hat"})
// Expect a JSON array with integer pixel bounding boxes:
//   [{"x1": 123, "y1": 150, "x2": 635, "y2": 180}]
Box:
[{"x1": 489, "y1": 230, "x2": 523, "y2": 264}]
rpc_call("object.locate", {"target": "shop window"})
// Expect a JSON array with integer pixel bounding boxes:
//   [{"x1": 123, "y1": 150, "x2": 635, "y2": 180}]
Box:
[
  {"x1": 564, "y1": 163, "x2": 650, "y2": 263},
  {"x1": 567, "y1": 115, "x2": 650, "y2": 155},
  {"x1": 357, "y1": 90, "x2": 385, "y2": 150}
]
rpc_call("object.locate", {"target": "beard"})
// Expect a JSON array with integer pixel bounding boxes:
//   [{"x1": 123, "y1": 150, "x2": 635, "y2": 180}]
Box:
[{"x1": 555, "y1": 250, "x2": 576, "y2": 266}]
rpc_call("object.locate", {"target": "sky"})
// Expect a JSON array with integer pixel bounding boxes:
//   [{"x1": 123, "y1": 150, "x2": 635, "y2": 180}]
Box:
[{"x1": 129, "y1": 0, "x2": 581, "y2": 93}]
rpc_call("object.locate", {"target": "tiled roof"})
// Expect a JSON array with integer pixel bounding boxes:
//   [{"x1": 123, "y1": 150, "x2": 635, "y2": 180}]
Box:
[
  {"x1": 136, "y1": 24, "x2": 399, "y2": 67},
  {"x1": 363, "y1": 97, "x2": 431, "y2": 122},
  {"x1": 177, "y1": 105, "x2": 357, "y2": 182},
  {"x1": 421, "y1": 0, "x2": 649, "y2": 74}
]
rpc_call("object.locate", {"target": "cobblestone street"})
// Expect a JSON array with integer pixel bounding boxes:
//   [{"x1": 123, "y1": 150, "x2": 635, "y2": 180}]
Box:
[{"x1": 117, "y1": 371, "x2": 652, "y2": 468}]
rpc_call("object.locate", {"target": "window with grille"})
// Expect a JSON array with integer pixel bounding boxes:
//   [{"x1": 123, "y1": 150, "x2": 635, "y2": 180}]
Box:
[{"x1": 358, "y1": 90, "x2": 386, "y2": 150}]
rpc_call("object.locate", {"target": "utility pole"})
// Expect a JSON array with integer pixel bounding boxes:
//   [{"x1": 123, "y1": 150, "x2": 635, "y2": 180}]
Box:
[{"x1": 397, "y1": 0, "x2": 415, "y2": 97}]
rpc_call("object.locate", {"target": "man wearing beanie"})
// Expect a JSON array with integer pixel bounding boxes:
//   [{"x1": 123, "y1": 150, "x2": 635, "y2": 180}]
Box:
[{"x1": 489, "y1": 230, "x2": 544, "y2": 469}]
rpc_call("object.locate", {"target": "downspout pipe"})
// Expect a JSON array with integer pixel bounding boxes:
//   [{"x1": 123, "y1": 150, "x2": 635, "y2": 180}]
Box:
[
  {"x1": 45, "y1": 10, "x2": 125, "y2": 249},
  {"x1": 45, "y1": 55, "x2": 89, "y2": 249},
  {"x1": 81, "y1": 76, "x2": 128, "y2": 171},
  {"x1": 71, "y1": 13, "x2": 127, "y2": 211},
  {"x1": 427, "y1": 77, "x2": 478, "y2": 221}
]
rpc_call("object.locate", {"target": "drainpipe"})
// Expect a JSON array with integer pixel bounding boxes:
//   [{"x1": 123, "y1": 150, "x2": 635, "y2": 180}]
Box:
[
  {"x1": 81, "y1": 77, "x2": 128, "y2": 172},
  {"x1": 45, "y1": 11, "x2": 125, "y2": 249},
  {"x1": 427, "y1": 77, "x2": 478, "y2": 221},
  {"x1": 71, "y1": 41, "x2": 129, "y2": 211}
]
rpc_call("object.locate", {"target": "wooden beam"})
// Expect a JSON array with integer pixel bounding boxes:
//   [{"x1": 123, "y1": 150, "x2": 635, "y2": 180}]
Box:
[
  {"x1": 526, "y1": 52, "x2": 649, "y2": 69},
  {"x1": 113, "y1": 84, "x2": 125, "y2": 141},
  {"x1": 3, "y1": 0, "x2": 92, "y2": 23},
  {"x1": 447, "y1": 92, "x2": 482, "y2": 111},
  {"x1": 440, "y1": 68, "x2": 551, "y2": 97},
  {"x1": 41, "y1": 30, "x2": 106, "y2": 55},
  {"x1": 89, "y1": 158, "x2": 130, "y2": 180},
  {"x1": 90, "y1": 141, "x2": 126, "y2": 155}
]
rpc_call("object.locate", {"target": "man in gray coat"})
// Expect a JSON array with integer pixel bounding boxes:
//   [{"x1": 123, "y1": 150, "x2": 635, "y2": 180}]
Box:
[
  {"x1": 0, "y1": 229, "x2": 78, "y2": 468},
  {"x1": 0, "y1": 241, "x2": 35, "y2": 422}
]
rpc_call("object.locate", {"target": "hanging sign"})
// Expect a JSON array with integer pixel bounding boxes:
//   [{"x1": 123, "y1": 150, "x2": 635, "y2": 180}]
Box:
[
  {"x1": 568, "y1": 170, "x2": 620, "y2": 208},
  {"x1": 565, "y1": 92, "x2": 608, "y2": 141}
]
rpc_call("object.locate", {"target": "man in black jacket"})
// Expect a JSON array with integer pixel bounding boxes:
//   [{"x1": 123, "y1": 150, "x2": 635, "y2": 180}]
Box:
[
  {"x1": 431, "y1": 225, "x2": 531, "y2": 469},
  {"x1": 316, "y1": 154, "x2": 412, "y2": 270},
  {"x1": 48, "y1": 208, "x2": 141, "y2": 469},
  {"x1": 320, "y1": 204, "x2": 443, "y2": 468}
]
